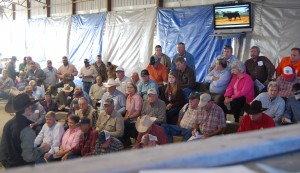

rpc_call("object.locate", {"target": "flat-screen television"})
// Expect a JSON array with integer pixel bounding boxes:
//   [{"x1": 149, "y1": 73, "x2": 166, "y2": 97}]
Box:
[{"x1": 213, "y1": 3, "x2": 252, "y2": 33}]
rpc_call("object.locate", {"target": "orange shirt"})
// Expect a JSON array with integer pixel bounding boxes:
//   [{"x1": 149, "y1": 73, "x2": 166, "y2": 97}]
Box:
[
  {"x1": 146, "y1": 64, "x2": 168, "y2": 85},
  {"x1": 276, "y1": 56, "x2": 300, "y2": 77}
]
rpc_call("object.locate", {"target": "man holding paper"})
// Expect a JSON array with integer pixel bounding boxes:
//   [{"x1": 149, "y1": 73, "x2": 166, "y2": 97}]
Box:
[{"x1": 191, "y1": 93, "x2": 226, "y2": 140}]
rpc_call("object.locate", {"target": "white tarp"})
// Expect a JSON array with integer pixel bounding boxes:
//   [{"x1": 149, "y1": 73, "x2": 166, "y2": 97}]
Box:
[
  {"x1": 240, "y1": 0, "x2": 300, "y2": 66},
  {"x1": 102, "y1": 8, "x2": 157, "y2": 77},
  {"x1": 25, "y1": 17, "x2": 71, "y2": 69},
  {"x1": 0, "y1": 20, "x2": 26, "y2": 60}
]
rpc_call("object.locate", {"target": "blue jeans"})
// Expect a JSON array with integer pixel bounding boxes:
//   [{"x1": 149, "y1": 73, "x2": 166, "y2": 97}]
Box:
[
  {"x1": 161, "y1": 124, "x2": 193, "y2": 143},
  {"x1": 83, "y1": 82, "x2": 93, "y2": 94}
]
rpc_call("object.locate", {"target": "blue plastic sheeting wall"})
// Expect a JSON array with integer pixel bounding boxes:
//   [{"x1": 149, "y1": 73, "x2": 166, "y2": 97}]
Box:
[
  {"x1": 69, "y1": 13, "x2": 106, "y2": 66},
  {"x1": 68, "y1": 13, "x2": 106, "y2": 86},
  {"x1": 157, "y1": 6, "x2": 231, "y2": 82}
]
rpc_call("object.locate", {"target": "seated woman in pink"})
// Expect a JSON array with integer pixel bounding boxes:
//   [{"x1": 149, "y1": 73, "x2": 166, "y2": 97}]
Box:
[
  {"x1": 160, "y1": 71, "x2": 185, "y2": 125},
  {"x1": 224, "y1": 61, "x2": 254, "y2": 122},
  {"x1": 123, "y1": 82, "x2": 143, "y2": 147},
  {"x1": 55, "y1": 115, "x2": 81, "y2": 160}
]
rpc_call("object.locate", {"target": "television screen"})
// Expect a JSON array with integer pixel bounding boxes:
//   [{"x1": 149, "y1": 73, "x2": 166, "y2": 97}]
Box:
[{"x1": 214, "y1": 3, "x2": 252, "y2": 33}]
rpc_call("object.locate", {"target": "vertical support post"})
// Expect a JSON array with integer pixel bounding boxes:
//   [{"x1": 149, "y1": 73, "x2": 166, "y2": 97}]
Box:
[
  {"x1": 72, "y1": 0, "x2": 76, "y2": 15},
  {"x1": 12, "y1": 4, "x2": 16, "y2": 20},
  {"x1": 106, "y1": 0, "x2": 111, "y2": 12},
  {"x1": 156, "y1": 0, "x2": 163, "y2": 8},
  {"x1": 27, "y1": 0, "x2": 31, "y2": 19},
  {"x1": 46, "y1": 0, "x2": 50, "y2": 17}
]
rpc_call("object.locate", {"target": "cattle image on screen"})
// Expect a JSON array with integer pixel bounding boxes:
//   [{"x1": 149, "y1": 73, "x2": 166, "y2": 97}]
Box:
[{"x1": 214, "y1": 3, "x2": 252, "y2": 31}]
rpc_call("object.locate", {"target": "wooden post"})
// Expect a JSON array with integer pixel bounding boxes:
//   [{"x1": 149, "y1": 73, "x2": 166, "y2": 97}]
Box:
[
  {"x1": 12, "y1": 4, "x2": 16, "y2": 20},
  {"x1": 106, "y1": 0, "x2": 111, "y2": 12},
  {"x1": 72, "y1": 0, "x2": 76, "y2": 15},
  {"x1": 46, "y1": 0, "x2": 50, "y2": 17},
  {"x1": 156, "y1": 0, "x2": 163, "y2": 8},
  {"x1": 27, "y1": 0, "x2": 31, "y2": 19}
]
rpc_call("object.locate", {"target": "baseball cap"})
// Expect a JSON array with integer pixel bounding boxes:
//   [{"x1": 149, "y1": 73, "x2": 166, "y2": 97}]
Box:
[
  {"x1": 78, "y1": 117, "x2": 90, "y2": 125},
  {"x1": 11, "y1": 56, "x2": 18, "y2": 61},
  {"x1": 115, "y1": 66, "x2": 124, "y2": 72},
  {"x1": 84, "y1": 59, "x2": 89, "y2": 63},
  {"x1": 141, "y1": 69, "x2": 150, "y2": 77},
  {"x1": 282, "y1": 66, "x2": 295, "y2": 79},
  {"x1": 149, "y1": 55, "x2": 159, "y2": 65},
  {"x1": 98, "y1": 130, "x2": 110, "y2": 144},
  {"x1": 103, "y1": 98, "x2": 114, "y2": 105},
  {"x1": 198, "y1": 93, "x2": 211, "y2": 108},
  {"x1": 147, "y1": 88, "x2": 157, "y2": 95}
]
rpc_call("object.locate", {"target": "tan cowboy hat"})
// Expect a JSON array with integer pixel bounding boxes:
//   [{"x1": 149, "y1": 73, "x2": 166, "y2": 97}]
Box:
[
  {"x1": 103, "y1": 79, "x2": 120, "y2": 87},
  {"x1": 135, "y1": 115, "x2": 157, "y2": 133},
  {"x1": 62, "y1": 84, "x2": 74, "y2": 92},
  {"x1": 5, "y1": 93, "x2": 38, "y2": 113}
]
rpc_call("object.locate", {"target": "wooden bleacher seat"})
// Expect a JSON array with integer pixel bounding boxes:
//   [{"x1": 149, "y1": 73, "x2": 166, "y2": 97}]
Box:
[
  {"x1": 223, "y1": 121, "x2": 240, "y2": 134},
  {"x1": 55, "y1": 112, "x2": 68, "y2": 125}
]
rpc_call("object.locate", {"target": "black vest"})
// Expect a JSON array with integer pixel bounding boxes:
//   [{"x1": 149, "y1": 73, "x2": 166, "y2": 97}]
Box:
[{"x1": 2, "y1": 114, "x2": 34, "y2": 168}]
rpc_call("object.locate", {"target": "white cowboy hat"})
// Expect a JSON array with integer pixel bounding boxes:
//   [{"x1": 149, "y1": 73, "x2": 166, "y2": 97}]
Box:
[
  {"x1": 103, "y1": 79, "x2": 120, "y2": 87},
  {"x1": 135, "y1": 115, "x2": 157, "y2": 133}
]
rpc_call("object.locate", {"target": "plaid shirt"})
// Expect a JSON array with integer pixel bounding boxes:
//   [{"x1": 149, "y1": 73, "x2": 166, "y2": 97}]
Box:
[
  {"x1": 94, "y1": 137, "x2": 123, "y2": 155},
  {"x1": 72, "y1": 128, "x2": 98, "y2": 157},
  {"x1": 196, "y1": 103, "x2": 226, "y2": 136},
  {"x1": 179, "y1": 104, "x2": 199, "y2": 129},
  {"x1": 276, "y1": 76, "x2": 300, "y2": 98}
]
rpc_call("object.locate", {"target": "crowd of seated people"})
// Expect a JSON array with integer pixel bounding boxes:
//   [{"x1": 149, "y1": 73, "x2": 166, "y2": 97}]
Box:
[{"x1": 1, "y1": 45, "x2": 300, "y2": 168}]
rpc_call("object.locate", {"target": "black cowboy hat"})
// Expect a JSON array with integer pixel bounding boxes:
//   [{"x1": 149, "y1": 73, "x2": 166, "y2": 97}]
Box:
[
  {"x1": 5, "y1": 93, "x2": 38, "y2": 113},
  {"x1": 244, "y1": 100, "x2": 267, "y2": 115}
]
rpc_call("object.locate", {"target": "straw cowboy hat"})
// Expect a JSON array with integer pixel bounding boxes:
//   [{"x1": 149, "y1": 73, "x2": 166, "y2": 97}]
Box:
[
  {"x1": 62, "y1": 84, "x2": 74, "y2": 93},
  {"x1": 135, "y1": 115, "x2": 157, "y2": 133},
  {"x1": 5, "y1": 93, "x2": 38, "y2": 113},
  {"x1": 103, "y1": 79, "x2": 120, "y2": 87}
]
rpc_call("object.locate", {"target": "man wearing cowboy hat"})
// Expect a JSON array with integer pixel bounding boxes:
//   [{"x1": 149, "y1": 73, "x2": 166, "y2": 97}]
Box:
[
  {"x1": 0, "y1": 93, "x2": 50, "y2": 168},
  {"x1": 100, "y1": 79, "x2": 126, "y2": 115},
  {"x1": 57, "y1": 84, "x2": 74, "y2": 111},
  {"x1": 238, "y1": 100, "x2": 275, "y2": 132},
  {"x1": 134, "y1": 115, "x2": 168, "y2": 149}
]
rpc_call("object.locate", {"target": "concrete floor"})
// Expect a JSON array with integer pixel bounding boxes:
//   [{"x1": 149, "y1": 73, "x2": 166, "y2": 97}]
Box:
[{"x1": 0, "y1": 100, "x2": 12, "y2": 140}]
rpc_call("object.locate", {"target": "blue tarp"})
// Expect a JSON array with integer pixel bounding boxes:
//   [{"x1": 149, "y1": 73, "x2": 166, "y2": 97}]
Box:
[
  {"x1": 69, "y1": 13, "x2": 106, "y2": 67},
  {"x1": 157, "y1": 6, "x2": 231, "y2": 82},
  {"x1": 69, "y1": 13, "x2": 106, "y2": 86}
]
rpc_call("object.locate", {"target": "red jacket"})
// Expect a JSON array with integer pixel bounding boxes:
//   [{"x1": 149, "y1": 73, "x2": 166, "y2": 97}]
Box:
[
  {"x1": 72, "y1": 128, "x2": 98, "y2": 157},
  {"x1": 238, "y1": 113, "x2": 275, "y2": 132}
]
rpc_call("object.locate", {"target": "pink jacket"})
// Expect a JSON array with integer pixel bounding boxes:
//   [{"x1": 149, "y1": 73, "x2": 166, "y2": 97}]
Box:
[{"x1": 224, "y1": 72, "x2": 254, "y2": 103}]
